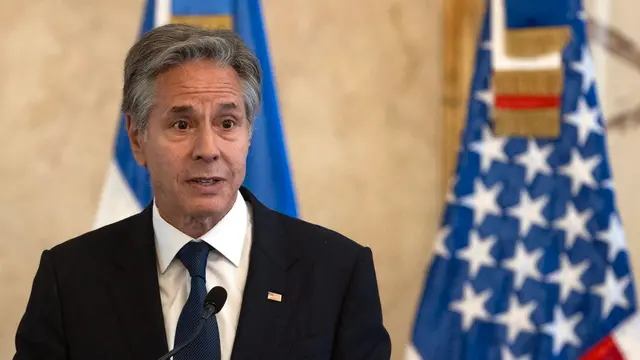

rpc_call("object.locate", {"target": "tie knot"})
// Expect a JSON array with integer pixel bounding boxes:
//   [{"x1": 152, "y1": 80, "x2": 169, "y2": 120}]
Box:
[{"x1": 177, "y1": 241, "x2": 210, "y2": 279}]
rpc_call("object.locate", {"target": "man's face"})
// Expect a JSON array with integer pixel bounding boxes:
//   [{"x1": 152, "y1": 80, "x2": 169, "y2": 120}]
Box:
[{"x1": 127, "y1": 59, "x2": 250, "y2": 221}]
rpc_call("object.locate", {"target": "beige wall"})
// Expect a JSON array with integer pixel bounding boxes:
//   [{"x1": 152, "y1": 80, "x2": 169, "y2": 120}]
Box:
[{"x1": 0, "y1": 0, "x2": 443, "y2": 358}]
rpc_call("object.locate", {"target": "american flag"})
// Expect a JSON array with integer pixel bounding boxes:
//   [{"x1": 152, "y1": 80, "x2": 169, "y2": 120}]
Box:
[{"x1": 406, "y1": 0, "x2": 638, "y2": 359}]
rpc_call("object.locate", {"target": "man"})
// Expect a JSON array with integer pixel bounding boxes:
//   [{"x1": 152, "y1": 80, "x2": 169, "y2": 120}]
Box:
[{"x1": 13, "y1": 24, "x2": 391, "y2": 360}]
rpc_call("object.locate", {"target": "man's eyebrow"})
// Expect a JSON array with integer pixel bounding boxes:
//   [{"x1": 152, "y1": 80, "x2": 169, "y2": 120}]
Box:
[
  {"x1": 163, "y1": 103, "x2": 242, "y2": 117},
  {"x1": 219, "y1": 103, "x2": 240, "y2": 111},
  {"x1": 167, "y1": 105, "x2": 195, "y2": 114}
]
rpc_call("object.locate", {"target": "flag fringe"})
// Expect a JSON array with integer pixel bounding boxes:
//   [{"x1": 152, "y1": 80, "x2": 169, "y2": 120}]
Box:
[
  {"x1": 170, "y1": 15, "x2": 233, "y2": 30},
  {"x1": 494, "y1": 108, "x2": 560, "y2": 138},
  {"x1": 493, "y1": 69, "x2": 564, "y2": 96},
  {"x1": 505, "y1": 26, "x2": 571, "y2": 57}
]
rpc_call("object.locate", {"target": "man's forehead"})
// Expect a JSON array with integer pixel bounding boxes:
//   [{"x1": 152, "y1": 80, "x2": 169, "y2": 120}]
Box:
[
  {"x1": 157, "y1": 60, "x2": 241, "y2": 83},
  {"x1": 151, "y1": 62, "x2": 245, "y2": 114},
  {"x1": 154, "y1": 69, "x2": 243, "y2": 96}
]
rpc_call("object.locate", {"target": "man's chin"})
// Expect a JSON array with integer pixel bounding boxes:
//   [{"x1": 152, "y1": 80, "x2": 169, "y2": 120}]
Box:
[{"x1": 184, "y1": 197, "x2": 234, "y2": 218}]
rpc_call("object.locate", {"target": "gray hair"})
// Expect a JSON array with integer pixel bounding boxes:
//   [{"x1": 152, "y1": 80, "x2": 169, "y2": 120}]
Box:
[{"x1": 121, "y1": 23, "x2": 262, "y2": 133}]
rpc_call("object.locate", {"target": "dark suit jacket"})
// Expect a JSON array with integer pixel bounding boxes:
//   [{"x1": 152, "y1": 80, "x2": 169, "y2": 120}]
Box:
[{"x1": 13, "y1": 188, "x2": 391, "y2": 360}]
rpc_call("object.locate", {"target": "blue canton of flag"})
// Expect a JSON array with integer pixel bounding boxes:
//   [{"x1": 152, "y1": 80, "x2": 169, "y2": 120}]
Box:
[
  {"x1": 407, "y1": 0, "x2": 637, "y2": 359},
  {"x1": 93, "y1": 0, "x2": 298, "y2": 228}
]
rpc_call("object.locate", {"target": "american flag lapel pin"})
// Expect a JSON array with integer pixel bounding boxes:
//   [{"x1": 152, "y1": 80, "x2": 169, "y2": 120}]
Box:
[{"x1": 267, "y1": 291, "x2": 283, "y2": 302}]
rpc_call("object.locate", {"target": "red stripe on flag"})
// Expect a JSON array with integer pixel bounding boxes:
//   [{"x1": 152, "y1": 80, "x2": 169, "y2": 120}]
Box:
[
  {"x1": 581, "y1": 336, "x2": 624, "y2": 360},
  {"x1": 495, "y1": 95, "x2": 561, "y2": 109}
]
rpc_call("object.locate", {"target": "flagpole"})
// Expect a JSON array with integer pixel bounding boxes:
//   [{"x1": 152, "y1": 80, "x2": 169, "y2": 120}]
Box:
[{"x1": 441, "y1": 0, "x2": 485, "y2": 200}]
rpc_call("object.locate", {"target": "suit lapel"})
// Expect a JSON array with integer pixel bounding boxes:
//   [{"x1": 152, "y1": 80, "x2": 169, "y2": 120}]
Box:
[
  {"x1": 231, "y1": 189, "x2": 302, "y2": 359},
  {"x1": 102, "y1": 205, "x2": 169, "y2": 360}
]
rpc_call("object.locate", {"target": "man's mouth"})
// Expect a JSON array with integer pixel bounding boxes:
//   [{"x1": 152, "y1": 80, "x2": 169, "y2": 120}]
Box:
[{"x1": 187, "y1": 177, "x2": 223, "y2": 185}]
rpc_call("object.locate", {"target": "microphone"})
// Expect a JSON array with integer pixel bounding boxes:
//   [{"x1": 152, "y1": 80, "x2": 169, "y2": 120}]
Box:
[{"x1": 157, "y1": 286, "x2": 227, "y2": 360}]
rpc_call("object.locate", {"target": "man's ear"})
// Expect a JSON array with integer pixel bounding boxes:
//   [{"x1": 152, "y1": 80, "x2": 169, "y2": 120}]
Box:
[{"x1": 125, "y1": 114, "x2": 146, "y2": 167}]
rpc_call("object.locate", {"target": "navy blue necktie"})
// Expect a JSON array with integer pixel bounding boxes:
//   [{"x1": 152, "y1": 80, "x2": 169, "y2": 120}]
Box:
[{"x1": 174, "y1": 241, "x2": 221, "y2": 360}]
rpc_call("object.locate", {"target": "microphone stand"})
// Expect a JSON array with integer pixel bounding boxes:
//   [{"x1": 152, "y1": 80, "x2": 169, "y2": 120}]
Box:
[{"x1": 156, "y1": 305, "x2": 216, "y2": 360}]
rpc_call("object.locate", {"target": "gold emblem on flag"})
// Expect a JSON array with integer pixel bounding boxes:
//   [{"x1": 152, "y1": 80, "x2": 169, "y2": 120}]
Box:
[
  {"x1": 494, "y1": 106, "x2": 562, "y2": 137},
  {"x1": 170, "y1": 15, "x2": 233, "y2": 30}
]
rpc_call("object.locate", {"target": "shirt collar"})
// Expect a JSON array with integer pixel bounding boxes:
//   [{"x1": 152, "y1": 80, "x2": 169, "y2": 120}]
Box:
[{"x1": 153, "y1": 191, "x2": 249, "y2": 274}]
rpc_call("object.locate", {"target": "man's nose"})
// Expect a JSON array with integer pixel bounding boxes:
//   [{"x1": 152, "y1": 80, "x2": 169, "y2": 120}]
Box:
[{"x1": 192, "y1": 127, "x2": 220, "y2": 162}]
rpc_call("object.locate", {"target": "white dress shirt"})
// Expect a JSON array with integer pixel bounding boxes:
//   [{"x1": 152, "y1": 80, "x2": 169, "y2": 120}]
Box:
[{"x1": 152, "y1": 191, "x2": 253, "y2": 360}]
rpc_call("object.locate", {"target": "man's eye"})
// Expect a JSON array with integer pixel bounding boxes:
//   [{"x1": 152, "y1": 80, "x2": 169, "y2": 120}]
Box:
[
  {"x1": 221, "y1": 119, "x2": 236, "y2": 129},
  {"x1": 172, "y1": 120, "x2": 189, "y2": 130}
]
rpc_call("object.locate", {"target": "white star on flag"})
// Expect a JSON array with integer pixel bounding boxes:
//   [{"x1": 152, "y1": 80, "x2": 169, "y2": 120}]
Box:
[
  {"x1": 495, "y1": 295, "x2": 537, "y2": 344},
  {"x1": 571, "y1": 46, "x2": 596, "y2": 93},
  {"x1": 559, "y1": 149, "x2": 601, "y2": 195},
  {"x1": 597, "y1": 214, "x2": 627, "y2": 262},
  {"x1": 460, "y1": 178, "x2": 502, "y2": 227},
  {"x1": 564, "y1": 97, "x2": 603, "y2": 146},
  {"x1": 577, "y1": 10, "x2": 587, "y2": 21},
  {"x1": 547, "y1": 254, "x2": 590, "y2": 302},
  {"x1": 515, "y1": 140, "x2": 553, "y2": 184},
  {"x1": 542, "y1": 306, "x2": 583, "y2": 356},
  {"x1": 450, "y1": 282, "x2": 492, "y2": 332},
  {"x1": 602, "y1": 178, "x2": 615, "y2": 191},
  {"x1": 481, "y1": 40, "x2": 492, "y2": 51},
  {"x1": 444, "y1": 174, "x2": 459, "y2": 205},
  {"x1": 592, "y1": 268, "x2": 631, "y2": 319},
  {"x1": 470, "y1": 127, "x2": 507, "y2": 172},
  {"x1": 434, "y1": 226, "x2": 451, "y2": 259},
  {"x1": 502, "y1": 242, "x2": 543, "y2": 289},
  {"x1": 501, "y1": 346, "x2": 531, "y2": 360},
  {"x1": 457, "y1": 230, "x2": 497, "y2": 278},
  {"x1": 475, "y1": 88, "x2": 493, "y2": 107},
  {"x1": 507, "y1": 190, "x2": 548, "y2": 237},
  {"x1": 445, "y1": 191, "x2": 455, "y2": 204},
  {"x1": 554, "y1": 201, "x2": 592, "y2": 248}
]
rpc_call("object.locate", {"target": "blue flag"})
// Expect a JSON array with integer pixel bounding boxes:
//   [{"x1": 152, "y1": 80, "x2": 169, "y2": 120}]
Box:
[
  {"x1": 93, "y1": 0, "x2": 297, "y2": 227},
  {"x1": 504, "y1": 0, "x2": 571, "y2": 29},
  {"x1": 406, "y1": 0, "x2": 638, "y2": 359}
]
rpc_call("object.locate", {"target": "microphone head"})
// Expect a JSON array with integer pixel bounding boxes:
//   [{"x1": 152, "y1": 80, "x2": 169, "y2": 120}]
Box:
[{"x1": 204, "y1": 286, "x2": 227, "y2": 314}]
